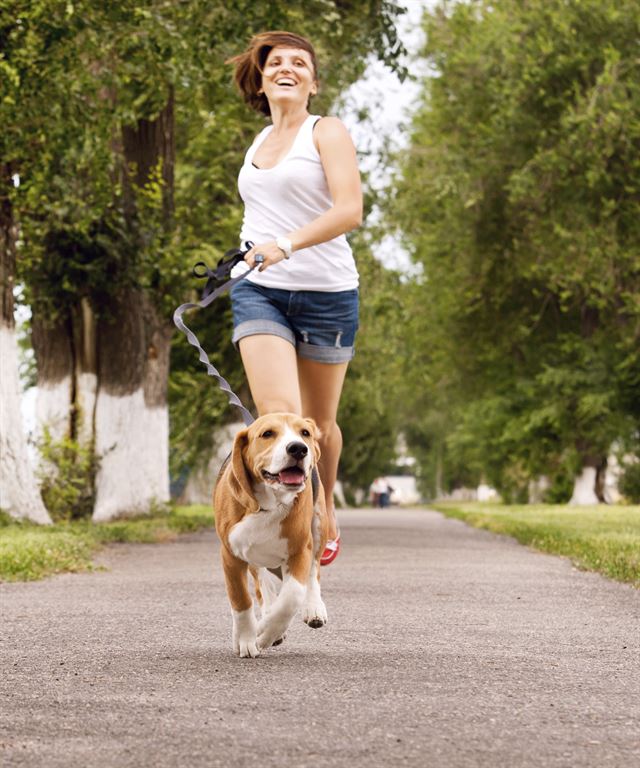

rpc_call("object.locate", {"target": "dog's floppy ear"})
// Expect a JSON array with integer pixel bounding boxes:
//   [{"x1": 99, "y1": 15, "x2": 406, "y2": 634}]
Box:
[
  {"x1": 230, "y1": 428, "x2": 259, "y2": 512},
  {"x1": 304, "y1": 418, "x2": 322, "y2": 465}
]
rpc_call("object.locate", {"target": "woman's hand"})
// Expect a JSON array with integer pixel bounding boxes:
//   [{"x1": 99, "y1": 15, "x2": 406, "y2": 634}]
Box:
[{"x1": 244, "y1": 241, "x2": 288, "y2": 271}]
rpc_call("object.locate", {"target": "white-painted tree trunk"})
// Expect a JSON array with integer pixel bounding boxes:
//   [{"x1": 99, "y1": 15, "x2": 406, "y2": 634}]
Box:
[
  {"x1": 75, "y1": 372, "x2": 98, "y2": 446},
  {"x1": 528, "y1": 475, "x2": 550, "y2": 504},
  {"x1": 569, "y1": 466, "x2": 600, "y2": 505},
  {"x1": 74, "y1": 298, "x2": 98, "y2": 445},
  {"x1": 179, "y1": 422, "x2": 243, "y2": 505},
  {"x1": 0, "y1": 324, "x2": 51, "y2": 523},
  {"x1": 92, "y1": 389, "x2": 169, "y2": 521},
  {"x1": 36, "y1": 378, "x2": 72, "y2": 441}
]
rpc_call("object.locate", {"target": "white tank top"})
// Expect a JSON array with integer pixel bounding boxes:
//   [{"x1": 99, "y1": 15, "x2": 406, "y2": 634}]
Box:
[{"x1": 238, "y1": 114, "x2": 359, "y2": 292}]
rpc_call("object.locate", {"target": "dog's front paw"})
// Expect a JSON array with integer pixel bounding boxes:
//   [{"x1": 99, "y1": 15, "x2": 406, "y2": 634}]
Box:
[
  {"x1": 232, "y1": 608, "x2": 260, "y2": 658},
  {"x1": 236, "y1": 635, "x2": 260, "y2": 658},
  {"x1": 302, "y1": 599, "x2": 328, "y2": 629},
  {"x1": 257, "y1": 616, "x2": 290, "y2": 650}
]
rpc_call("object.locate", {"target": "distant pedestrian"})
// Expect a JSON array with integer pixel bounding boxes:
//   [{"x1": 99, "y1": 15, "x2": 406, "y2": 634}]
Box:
[{"x1": 371, "y1": 476, "x2": 391, "y2": 508}]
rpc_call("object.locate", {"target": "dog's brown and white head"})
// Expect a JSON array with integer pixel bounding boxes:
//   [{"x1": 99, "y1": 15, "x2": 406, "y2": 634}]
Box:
[{"x1": 229, "y1": 413, "x2": 321, "y2": 508}]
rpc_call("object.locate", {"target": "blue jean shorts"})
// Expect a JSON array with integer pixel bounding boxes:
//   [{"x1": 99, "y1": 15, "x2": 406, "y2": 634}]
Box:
[{"x1": 230, "y1": 279, "x2": 359, "y2": 363}]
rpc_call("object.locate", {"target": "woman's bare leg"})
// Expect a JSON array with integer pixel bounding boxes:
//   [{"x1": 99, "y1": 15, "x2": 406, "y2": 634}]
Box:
[
  {"x1": 238, "y1": 335, "x2": 301, "y2": 415},
  {"x1": 297, "y1": 358, "x2": 349, "y2": 540}
]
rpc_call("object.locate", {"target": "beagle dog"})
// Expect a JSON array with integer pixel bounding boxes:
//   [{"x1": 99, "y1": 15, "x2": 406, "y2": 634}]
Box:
[{"x1": 214, "y1": 413, "x2": 329, "y2": 657}]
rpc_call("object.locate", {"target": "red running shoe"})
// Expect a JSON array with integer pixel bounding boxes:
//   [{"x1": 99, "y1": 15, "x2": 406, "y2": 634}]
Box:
[{"x1": 320, "y1": 534, "x2": 340, "y2": 566}]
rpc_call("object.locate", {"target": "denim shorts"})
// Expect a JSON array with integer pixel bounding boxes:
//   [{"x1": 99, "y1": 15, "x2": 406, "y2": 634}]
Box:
[{"x1": 230, "y1": 279, "x2": 359, "y2": 363}]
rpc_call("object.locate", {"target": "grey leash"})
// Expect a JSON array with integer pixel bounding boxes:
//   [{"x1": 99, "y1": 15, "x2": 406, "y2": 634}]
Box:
[
  {"x1": 175, "y1": 243, "x2": 321, "y2": 574},
  {"x1": 172, "y1": 243, "x2": 262, "y2": 427}
]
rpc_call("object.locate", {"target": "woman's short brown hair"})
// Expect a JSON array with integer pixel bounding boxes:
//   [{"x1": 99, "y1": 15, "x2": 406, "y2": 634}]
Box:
[{"x1": 227, "y1": 31, "x2": 318, "y2": 117}]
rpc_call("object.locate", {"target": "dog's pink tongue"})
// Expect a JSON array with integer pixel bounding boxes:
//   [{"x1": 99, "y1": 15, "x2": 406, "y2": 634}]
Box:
[{"x1": 279, "y1": 467, "x2": 305, "y2": 485}]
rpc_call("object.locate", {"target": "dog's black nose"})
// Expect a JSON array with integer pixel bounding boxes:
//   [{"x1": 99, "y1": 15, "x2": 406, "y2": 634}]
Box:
[{"x1": 286, "y1": 441, "x2": 308, "y2": 460}]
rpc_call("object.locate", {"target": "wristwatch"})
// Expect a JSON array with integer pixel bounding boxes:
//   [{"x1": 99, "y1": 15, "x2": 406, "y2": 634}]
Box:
[{"x1": 276, "y1": 236, "x2": 293, "y2": 259}]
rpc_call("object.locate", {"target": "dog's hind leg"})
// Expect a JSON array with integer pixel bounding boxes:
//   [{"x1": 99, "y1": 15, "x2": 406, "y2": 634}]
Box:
[
  {"x1": 250, "y1": 566, "x2": 263, "y2": 608},
  {"x1": 302, "y1": 502, "x2": 328, "y2": 628},
  {"x1": 257, "y1": 568, "x2": 281, "y2": 618},
  {"x1": 257, "y1": 568, "x2": 286, "y2": 645},
  {"x1": 302, "y1": 558, "x2": 328, "y2": 629},
  {"x1": 256, "y1": 551, "x2": 309, "y2": 650}
]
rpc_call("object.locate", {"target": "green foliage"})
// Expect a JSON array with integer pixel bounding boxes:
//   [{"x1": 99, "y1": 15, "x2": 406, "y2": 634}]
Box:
[
  {"x1": 337, "y1": 239, "x2": 410, "y2": 494},
  {"x1": 0, "y1": 509, "x2": 15, "y2": 527},
  {"x1": 541, "y1": 471, "x2": 574, "y2": 505},
  {"x1": 6, "y1": 0, "x2": 408, "y2": 316},
  {"x1": 36, "y1": 428, "x2": 98, "y2": 522},
  {"x1": 433, "y1": 502, "x2": 640, "y2": 587},
  {"x1": 391, "y1": 0, "x2": 640, "y2": 498},
  {"x1": 620, "y1": 463, "x2": 640, "y2": 504},
  {"x1": 168, "y1": 293, "x2": 247, "y2": 478},
  {"x1": 3, "y1": 0, "x2": 408, "y2": 497}
]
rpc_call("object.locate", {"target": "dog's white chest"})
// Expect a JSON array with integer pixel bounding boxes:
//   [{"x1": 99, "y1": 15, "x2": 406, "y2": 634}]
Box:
[{"x1": 228, "y1": 511, "x2": 288, "y2": 568}]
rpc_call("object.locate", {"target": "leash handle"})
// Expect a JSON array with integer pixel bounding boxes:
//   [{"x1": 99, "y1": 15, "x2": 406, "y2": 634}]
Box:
[
  {"x1": 173, "y1": 243, "x2": 257, "y2": 427},
  {"x1": 193, "y1": 241, "x2": 254, "y2": 299}
]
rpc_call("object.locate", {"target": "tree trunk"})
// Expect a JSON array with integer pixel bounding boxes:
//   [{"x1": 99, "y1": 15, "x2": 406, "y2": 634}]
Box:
[
  {"x1": 178, "y1": 421, "x2": 243, "y2": 504},
  {"x1": 569, "y1": 455, "x2": 607, "y2": 505},
  {"x1": 31, "y1": 296, "x2": 98, "y2": 463},
  {"x1": 92, "y1": 90, "x2": 175, "y2": 521},
  {"x1": 31, "y1": 311, "x2": 74, "y2": 441},
  {"x1": 0, "y1": 166, "x2": 51, "y2": 524},
  {"x1": 92, "y1": 289, "x2": 171, "y2": 520},
  {"x1": 28, "y1": 90, "x2": 176, "y2": 522}
]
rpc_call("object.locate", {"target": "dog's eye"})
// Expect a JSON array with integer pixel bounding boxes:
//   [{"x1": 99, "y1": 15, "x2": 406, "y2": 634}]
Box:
[
  {"x1": 261, "y1": 430, "x2": 275, "y2": 439},
  {"x1": 301, "y1": 429, "x2": 311, "y2": 437}
]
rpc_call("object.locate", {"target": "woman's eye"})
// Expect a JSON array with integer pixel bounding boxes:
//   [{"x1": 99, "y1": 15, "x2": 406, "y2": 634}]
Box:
[{"x1": 261, "y1": 430, "x2": 275, "y2": 438}]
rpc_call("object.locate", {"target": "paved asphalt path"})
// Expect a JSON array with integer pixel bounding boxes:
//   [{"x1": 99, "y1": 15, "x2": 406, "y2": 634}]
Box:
[{"x1": 1, "y1": 507, "x2": 639, "y2": 768}]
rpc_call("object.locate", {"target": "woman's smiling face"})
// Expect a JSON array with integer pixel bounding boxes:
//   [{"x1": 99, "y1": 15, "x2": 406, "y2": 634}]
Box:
[{"x1": 261, "y1": 46, "x2": 317, "y2": 108}]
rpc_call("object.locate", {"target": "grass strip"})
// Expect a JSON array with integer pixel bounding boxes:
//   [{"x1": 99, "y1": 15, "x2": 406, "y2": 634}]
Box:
[
  {"x1": 0, "y1": 505, "x2": 213, "y2": 582},
  {"x1": 430, "y1": 502, "x2": 640, "y2": 588}
]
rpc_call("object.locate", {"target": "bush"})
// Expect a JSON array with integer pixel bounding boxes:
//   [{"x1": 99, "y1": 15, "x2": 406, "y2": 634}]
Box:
[
  {"x1": 619, "y1": 462, "x2": 640, "y2": 503},
  {"x1": 543, "y1": 471, "x2": 574, "y2": 504},
  {"x1": 37, "y1": 428, "x2": 99, "y2": 521}
]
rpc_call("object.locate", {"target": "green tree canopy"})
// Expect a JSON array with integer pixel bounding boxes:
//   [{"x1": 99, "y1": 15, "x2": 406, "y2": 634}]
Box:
[
  {"x1": 2, "y1": 0, "x2": 410, "y2": 512},
  {"x1": 391, "y1": 0, "x2": 640, "y2": 502}
]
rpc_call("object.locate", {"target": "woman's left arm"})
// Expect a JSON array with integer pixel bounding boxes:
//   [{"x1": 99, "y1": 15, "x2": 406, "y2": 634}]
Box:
[
  {"x1": 246, "y1": 117, "x2": 362, "y2": 270},
  {"x1": 290, "y1": 116, "x2": 363, "y2": 248}
]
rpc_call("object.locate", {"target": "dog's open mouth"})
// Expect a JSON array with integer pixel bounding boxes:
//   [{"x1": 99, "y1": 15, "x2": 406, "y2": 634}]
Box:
[{"x1": 262, "y1": 466, "x2": 306, "y2": 487}]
